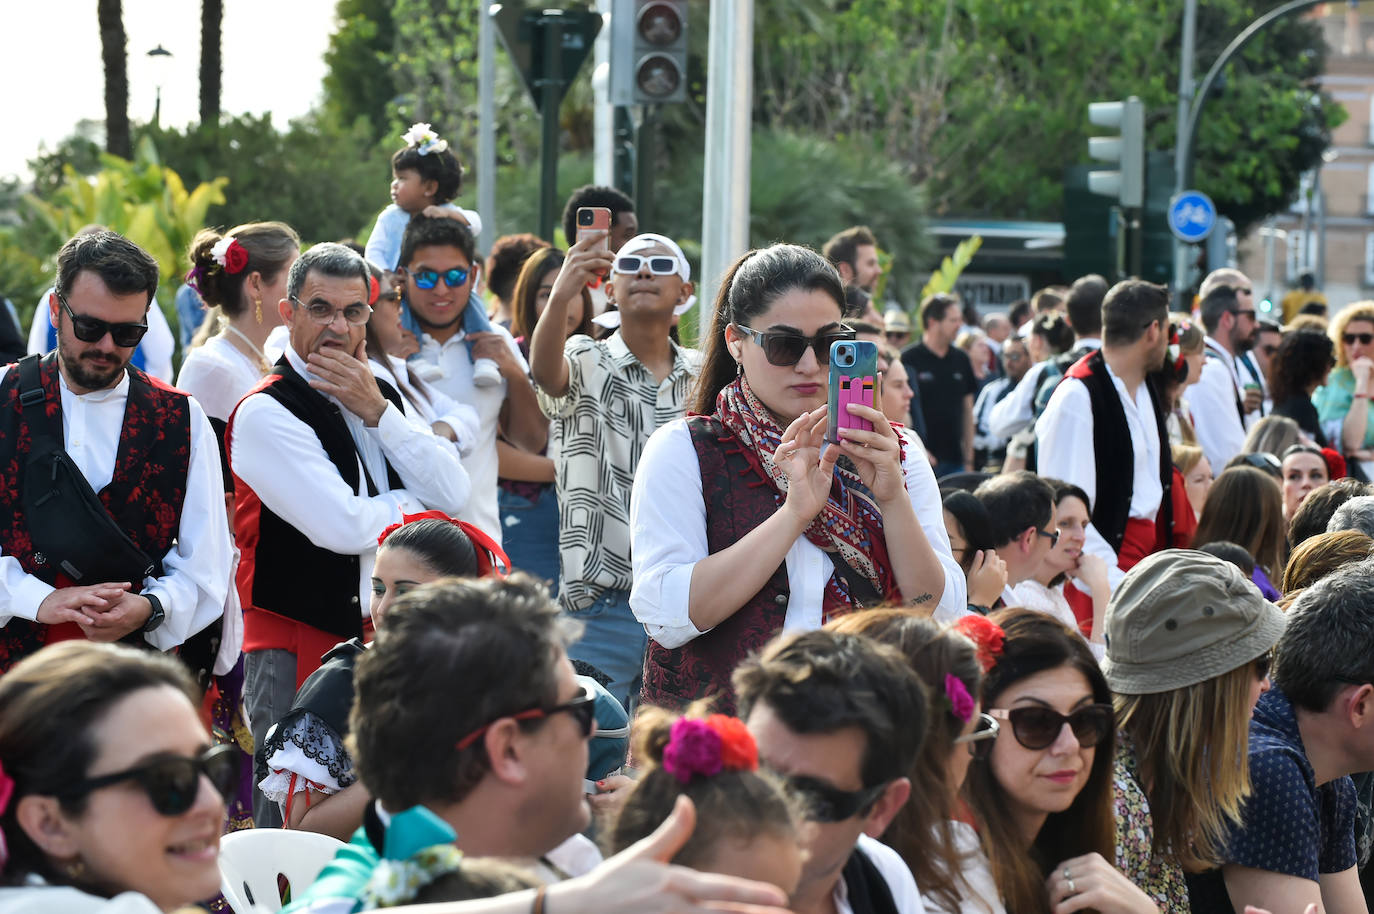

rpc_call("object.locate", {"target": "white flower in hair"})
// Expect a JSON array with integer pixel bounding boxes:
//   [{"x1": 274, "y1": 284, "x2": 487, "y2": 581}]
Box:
[
  {"x1": 210, "y1": 236, "x2": 236, "y2": 268},
  {"x1": 402, "y1": 122, "x2": 449, "y2": 156}
]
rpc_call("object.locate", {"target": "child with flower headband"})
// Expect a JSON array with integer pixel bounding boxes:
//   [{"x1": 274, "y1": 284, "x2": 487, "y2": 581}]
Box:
[
  {"x1": 606, "y1": 706, "x2": 806, "y2": 896},
  {"x1": 364, "y1": 123, "x2": 503, "y2": 387}
]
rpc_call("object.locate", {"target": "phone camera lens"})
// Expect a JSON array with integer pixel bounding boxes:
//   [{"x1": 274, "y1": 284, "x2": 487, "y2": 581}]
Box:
[{"x1": 578, "y1": 211, "x2": 593, "y2": 225}]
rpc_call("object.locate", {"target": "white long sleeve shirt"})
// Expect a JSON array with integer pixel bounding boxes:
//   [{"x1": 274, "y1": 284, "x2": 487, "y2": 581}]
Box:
[
  {"x1": 630, "y1": 422, "x2": 965, "y2": 648},
  {"x1": 0, "y1": 366, "x2": 232, "y2": 650},
  {"x1": 987, "y1": 359, "x2": 1052, "y2": 439},
  {"x1": 369, "y1": 355, "x2": 481, "y2": 457},
  {"x1": 1036, "y1": 363, "x2": 1162, "y2": 592},
  {"x1": 229, "y1": 346, "x2": 471, "y2": 616},
  {"x1": 1191, "y1": 337, "x2": 1249, "y2": 471}
]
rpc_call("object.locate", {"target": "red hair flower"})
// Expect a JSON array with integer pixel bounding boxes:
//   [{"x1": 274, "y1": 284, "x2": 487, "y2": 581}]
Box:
[
  {"x1": 707, "y1": 714, "x2": 759, "y2": 772},
  {"x1": 662, "y1": 715, "x2": 759, "y2": 784},
  {"x1": 954, "y1": 615, "x2": 1006, "y2": 673}
]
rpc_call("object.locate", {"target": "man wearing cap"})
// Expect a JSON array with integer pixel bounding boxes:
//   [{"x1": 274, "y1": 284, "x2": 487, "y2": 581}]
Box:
[
  {"x1": 1101, "y1": 550, "x2": 1286, "y2": 913},
  {"x1": 883, "y1": 309, "x2": 911, "y2": 350},
  {"x1": 1037, "y1": 280, "x2": 1174, "y2": 592},
  {"x1": 1183, "y1": 558, "x2": 1374, "y2": 914},
  {"x1": 529, "y1": 230, "x2": 701, "y2": 712}
]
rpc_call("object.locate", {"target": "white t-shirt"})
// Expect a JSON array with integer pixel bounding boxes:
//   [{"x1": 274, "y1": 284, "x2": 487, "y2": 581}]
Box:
[{"x1": 919, "y1": 822, "x2": 1005, "y2": 914}]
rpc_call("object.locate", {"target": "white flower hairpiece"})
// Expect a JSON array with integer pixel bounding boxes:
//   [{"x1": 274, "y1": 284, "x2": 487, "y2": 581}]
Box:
[
  {"x1": 210, "y1": 236, "x2": 236, "y2": 268},
  {"x1": 402, "y1": 122, "x2": 449, "y2": 156}
]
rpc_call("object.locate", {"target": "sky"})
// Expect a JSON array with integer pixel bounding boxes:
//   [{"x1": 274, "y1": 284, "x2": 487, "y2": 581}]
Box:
[{"x1": 0, "y1": 0, "x2": 337, "y2": 182}]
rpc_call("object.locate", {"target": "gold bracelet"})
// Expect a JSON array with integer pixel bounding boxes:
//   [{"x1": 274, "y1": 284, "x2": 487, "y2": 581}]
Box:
[{"x1": 532, "y1": 885, "x2": 548, "y2": 914}]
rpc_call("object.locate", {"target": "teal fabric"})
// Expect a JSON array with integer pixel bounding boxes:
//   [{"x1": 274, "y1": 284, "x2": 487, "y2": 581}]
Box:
[{"x1": 1314, "y1": 367, "x2": 1374, "y2": 448}]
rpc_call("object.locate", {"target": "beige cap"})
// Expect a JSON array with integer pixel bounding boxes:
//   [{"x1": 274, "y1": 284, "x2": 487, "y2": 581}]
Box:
[
  {"x1": 883, "y1": 309, "x2": 911, "y2": 333},
  {"x1": 1101, "y1": 549, "x2": 1286, "y2": 695}
]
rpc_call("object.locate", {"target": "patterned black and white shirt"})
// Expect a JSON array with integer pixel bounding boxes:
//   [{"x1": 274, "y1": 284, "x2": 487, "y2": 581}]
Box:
[{"x1": 536, "y1": 331, "x2": 701, "y2": 613}]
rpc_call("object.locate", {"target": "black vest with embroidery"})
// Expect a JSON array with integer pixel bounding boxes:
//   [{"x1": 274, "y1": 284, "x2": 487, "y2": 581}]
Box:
[
  {"x1": 228, "y1": 357, "x2": 404, "y2": 639},
  {"x1": 0, "y1": 354, "x2": 190, "y2": 672}
]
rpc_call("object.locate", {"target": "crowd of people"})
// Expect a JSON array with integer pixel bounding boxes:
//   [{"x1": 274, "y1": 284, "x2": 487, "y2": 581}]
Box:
[{"x1": 2, "y1": 122, "x2": 1374, "y2": 914}]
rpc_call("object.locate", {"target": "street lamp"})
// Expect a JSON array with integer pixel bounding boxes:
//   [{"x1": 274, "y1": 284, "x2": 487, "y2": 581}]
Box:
[{"x1": 147, "y1": 44, "x2": 173, "y2": 126}]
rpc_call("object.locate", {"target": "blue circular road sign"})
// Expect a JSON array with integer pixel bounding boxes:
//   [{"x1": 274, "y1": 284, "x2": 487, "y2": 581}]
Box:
[{"x1": 1168, "y1": 190, "x2": 1217, "y2": 243}]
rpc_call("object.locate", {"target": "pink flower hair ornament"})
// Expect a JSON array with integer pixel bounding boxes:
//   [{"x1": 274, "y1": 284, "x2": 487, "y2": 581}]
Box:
[
  {"x1": 944, "y1": 673, "x2": 975, "y2": 724},
  {"x1": 662, "y1": 715, "x2": 759, "y2": 785}
]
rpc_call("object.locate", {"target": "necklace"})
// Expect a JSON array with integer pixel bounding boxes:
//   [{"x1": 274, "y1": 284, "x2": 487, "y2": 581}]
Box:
[{"x1": 224, "y1": 324, "x2": 271, "y2": 373}]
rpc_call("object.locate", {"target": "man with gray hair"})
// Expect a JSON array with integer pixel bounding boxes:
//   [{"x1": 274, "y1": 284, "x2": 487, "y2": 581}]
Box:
[
  {"x1": 1186, "y1": 557, "x2": 1374, "y2": 913},
  {"x1": 1326, "y1": 495, "x2": 1374, "y2": 539},
  {"x1": 228, "y1": 242, "x2": 471, "y2": 825}
]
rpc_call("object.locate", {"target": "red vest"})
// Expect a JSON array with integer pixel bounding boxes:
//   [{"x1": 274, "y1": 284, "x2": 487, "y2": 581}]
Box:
[
  {"x1": 0, "y1": 355, "x2": 190, "y2": 672},
  {"x1": 639, "y1": 416, "x2": 795, "y2": 715}
]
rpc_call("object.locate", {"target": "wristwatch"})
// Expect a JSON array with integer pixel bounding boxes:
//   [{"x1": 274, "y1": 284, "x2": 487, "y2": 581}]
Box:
[{"x1": 141, "y1": 592, "x2": 166, "y2": 633}]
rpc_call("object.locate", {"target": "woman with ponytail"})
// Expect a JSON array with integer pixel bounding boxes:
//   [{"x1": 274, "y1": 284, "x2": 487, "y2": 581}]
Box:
[
  {"x1": 629, "y1": 244, "x2": 964, "y2": 712},
  {"x1": 256, "y1": 512, "x2": 507, "y2": 839}
]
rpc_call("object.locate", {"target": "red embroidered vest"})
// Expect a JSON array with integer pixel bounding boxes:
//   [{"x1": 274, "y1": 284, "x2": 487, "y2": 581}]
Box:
[
  {"x1": 639, "y1": 416, "x2": 794, "y2": 715},
  {"x1": 0, "y1": 355, "x2": 190, "y2": 672}
]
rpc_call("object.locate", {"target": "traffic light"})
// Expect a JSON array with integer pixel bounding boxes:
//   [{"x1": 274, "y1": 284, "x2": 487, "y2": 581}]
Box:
[
  {"x1": 609, "y1": 0, "x2": 688, "y2": 105},
  {"x1": 1086, "y1": 96, "x2": 1145, "y2": 209}
]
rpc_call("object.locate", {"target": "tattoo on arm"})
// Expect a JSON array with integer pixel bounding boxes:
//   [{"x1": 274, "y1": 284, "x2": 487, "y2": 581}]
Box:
[{"x1": 912, "y1": 592, "x2": 933, "y2": 604}]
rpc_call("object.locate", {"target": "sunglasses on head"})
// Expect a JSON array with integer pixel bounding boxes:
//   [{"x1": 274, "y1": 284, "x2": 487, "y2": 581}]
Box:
[
  {"x1": 614, "y1": 254, "x2": 679, "y2": 276},
  {"x1": 783, "y1": 774, "x2": 888, "y2": 823},
  {"x1": 58, "y1": 293, "x2": 149, "y2": 348},
  {"x1": 455, "y1": 685, "x2": 598, "y2": 751},
  {"x1": 1345, "y1": 333, "x2": 1374, "y2": 346},
  {"x1": 989, "y1": 703, "x2": 1113, "y2": 751},
  {"x1": 953, "y1": 712, "x2": 1000, "y2": 759},
  {"x1": 410, "y1": 267, "x2": 471, "y2": 290},
  {"x1": 58, "y1": 743, "x2": 240, "y2": 817},
  {"x1": 732, "y1": 324, "x2": 857, "y2": 367}
]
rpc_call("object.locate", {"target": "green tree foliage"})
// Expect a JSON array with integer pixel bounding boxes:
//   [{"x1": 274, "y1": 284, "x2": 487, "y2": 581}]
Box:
[{"x1": 322, "y1": 0, "x2": 400, "y2": 139}]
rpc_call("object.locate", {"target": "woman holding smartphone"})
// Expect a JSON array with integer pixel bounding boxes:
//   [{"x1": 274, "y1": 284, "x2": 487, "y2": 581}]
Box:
[{"x1": 629, "y1": 244, "x2": 965, "y2": 713}]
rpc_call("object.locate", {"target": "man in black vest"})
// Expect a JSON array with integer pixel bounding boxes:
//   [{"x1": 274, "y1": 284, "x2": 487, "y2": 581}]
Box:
[
  {"x1": 1037, "y1": 280, "x2": 1171, "y2": 596},
  {"x1": 736, "y1": 630, "x2": 927, "y2": 914},
  {"x1": 227, "y1": 242, "x2": 470, "y2": 825},
  {"x1": 0, "y1": 230, "x2": 232, "y2": 672}
]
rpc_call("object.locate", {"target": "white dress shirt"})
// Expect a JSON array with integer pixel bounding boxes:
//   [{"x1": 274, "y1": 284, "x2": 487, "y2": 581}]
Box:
[
  {"x1": 987, "y1": 359, "x2": 1051, "y2": 439},
  {"x1": 369, "y1": 355, "x2": 481, "y2": 457},
  {"x1": 1191, "y1": 337, "x2": 1249, "y2": 472},
  {"x1": 229, "y1": 346, "x2": 471, "y2": 616},
  {"x1": 0, "y1": 366, "x2": 232, "y2": 650},
  {"x1": 1037, "y1": 362, "x2": 1162, "y2": 592},
  {"x1": 411, "y1": 325, "x2": 527, "y2": 545},
  {"x1": 630, "y1": 422, "x2": 965, "y2": 648}
]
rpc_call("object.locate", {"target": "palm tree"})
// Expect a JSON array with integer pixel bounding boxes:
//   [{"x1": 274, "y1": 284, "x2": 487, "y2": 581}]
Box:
[
  {"x1": 98, "y1": 0, "x2": 131, "y2": 158},
  {"x1": 200, "y1": 0, "x2": 222, "y2": 126}
]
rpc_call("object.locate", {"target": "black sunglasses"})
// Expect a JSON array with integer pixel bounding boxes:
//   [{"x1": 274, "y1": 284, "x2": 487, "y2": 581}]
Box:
[
  {"x1": 455, "y1": 685, "x2": 597, "y2": 750},
  {"x1": 732, "y1": 323, "x2": 857, "y2": 367},
  {"x1": 1345, "y1": 333, "x2": 1374, "y2": 346},
  {"x1": 953, "y1": 712, "x2": 1000, "y2": 759},
  {"x1": 989, "y1": 703, "x2": 1114, "y2": 751},
  {"x1": 58, "y1": 744, "x2": 239, "y2": 816},
  {"x1": 58, "y1": 293, "x2": 150, "y2": 348},
  {"x1": 784, "y1": 774, "x2": 887, "y2": 823},
  {"x1": 1035, "y1": 527, "x2": 1061, "y2": 547}
]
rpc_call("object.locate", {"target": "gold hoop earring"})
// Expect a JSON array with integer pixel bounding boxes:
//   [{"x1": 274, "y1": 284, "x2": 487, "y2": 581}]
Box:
[{"x1": 255, "y1": 298, "x2": 263, "y2": 324}]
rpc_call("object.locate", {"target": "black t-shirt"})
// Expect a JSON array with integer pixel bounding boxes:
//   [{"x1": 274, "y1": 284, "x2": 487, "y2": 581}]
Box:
[
  {"x1": 902, "y1": 341, "x2": 977, "y2": 464},
  {"x1": 1272, "y1": 395, "x2": 1327, "y2": 448}
]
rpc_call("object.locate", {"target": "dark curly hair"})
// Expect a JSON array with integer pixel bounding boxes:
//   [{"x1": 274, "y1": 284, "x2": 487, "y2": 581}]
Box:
[
  {"x1": 392, "y1": 140, "x2": 464, "y2": 205},
  {"x1": 1270, "y1": 329, "x2": 1335, "y2": 404}
]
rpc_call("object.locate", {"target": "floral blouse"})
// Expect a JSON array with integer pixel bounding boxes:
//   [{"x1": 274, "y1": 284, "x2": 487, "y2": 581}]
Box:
[{"x1": 1113, "y1": 732, "x2": 1191, "y2": 913}]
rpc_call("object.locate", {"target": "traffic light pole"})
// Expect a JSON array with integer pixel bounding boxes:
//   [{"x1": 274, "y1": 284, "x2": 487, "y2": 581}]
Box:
[
  {"x1": 1172, "y1": 0, "x2": 1327, "y2": 296},
  {"x1": 634, "y1": 106, "x2": 658, "y2": 232},
  {"x1": 537, "y1": 12, "x2": 567, "y2": 243}
]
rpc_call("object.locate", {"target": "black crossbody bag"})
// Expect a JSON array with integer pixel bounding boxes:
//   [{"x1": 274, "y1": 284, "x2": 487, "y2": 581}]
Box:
[{"x1": 16, "y1": 355, "x2": 158, "y2": 585}]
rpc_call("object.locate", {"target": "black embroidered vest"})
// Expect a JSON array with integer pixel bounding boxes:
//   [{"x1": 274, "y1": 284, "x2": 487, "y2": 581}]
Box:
[
  {"x1": 640, "y1": 416, "x2": 791, "y2": 716},
  {"x1": 227, "y1": 357, "x2": 404, "y2": 640},
  {"x1": 0, "y1": 354, "x2": 190, "y2": 672},
  {"x1": 1065, "y1": 350, "x2": 1173, "y2": 553}
]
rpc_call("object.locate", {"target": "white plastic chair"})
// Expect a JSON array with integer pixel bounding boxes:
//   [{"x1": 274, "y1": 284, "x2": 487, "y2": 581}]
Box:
[{"x1": 218, "y1": 828, "x2": 346, "y2": 913}]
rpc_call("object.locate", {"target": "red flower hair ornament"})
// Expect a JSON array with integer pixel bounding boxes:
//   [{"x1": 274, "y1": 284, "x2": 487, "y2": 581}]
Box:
[
  {"x1": 378, "y1": 511, "x2": 510, "y2": 578},
  {"x1": 954, "y1": 615, "x2": 1006, "y2": 673},
  {"x1": 662, "y1": 715, "x2": 759, "y2": 785}
]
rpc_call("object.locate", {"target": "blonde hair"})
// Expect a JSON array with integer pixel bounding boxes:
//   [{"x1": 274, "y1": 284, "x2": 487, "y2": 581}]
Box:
[
  {"x1": 1173, "y1": 443, "x2": 1205, "y2": 476},
  {"x1": 1114, "y1": 662, "x2": 1259, "y2": 871},
  {"x1": 1242, "y1": 415, "x2": 1302, "y2": 459},
  {"x1": 1282, "y1": 529, "x2": 1374, "y2": 595},
  {"x1": 1330, "y1": 301, "x2": 1374, "y2": 368}
]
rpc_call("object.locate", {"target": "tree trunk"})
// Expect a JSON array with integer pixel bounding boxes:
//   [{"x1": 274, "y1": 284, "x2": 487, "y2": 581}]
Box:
[
  {"x1": 200, "y1": 0, "x2": 223, "y2": 126},
  {"x1": 98, "y1": 0, "x2": 131, "y2": 158}
]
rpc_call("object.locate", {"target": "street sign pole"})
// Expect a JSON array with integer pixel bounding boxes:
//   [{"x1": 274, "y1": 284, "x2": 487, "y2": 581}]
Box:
[{"x1": 537, "y1": 11, "x2": 566, "y2": 242}]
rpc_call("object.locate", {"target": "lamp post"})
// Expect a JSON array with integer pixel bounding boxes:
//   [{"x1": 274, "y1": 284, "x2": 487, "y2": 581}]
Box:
[{"x1": 147, "y1": 44, "x2": 173, "y2": 126}]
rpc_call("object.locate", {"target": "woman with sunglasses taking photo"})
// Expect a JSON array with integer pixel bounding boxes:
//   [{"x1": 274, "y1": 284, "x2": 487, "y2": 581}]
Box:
[
  {"x1": 1316, "y1": 302, "x2": 1374, "y2": 473},
  {"x1": 630, "y1": 244, "x2": 964, "y2": 713},
  {"x1": 0, "y1": 640, "x2": 238, "y2": 912},
  {"x1": 1102, "y1": 550, "x2": 1284, "y2": 913},
  {"x1": 964, "y1": 608, "x2": 1158, "y2": 914}
]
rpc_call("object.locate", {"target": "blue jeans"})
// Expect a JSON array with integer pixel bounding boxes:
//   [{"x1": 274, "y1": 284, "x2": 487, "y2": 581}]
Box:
[
  {"x1": 566, "y1": 589, "x2": 646, "y2": 714},
  {"x1": 498, "y1": 485, "x2": 560, "y2": 596}
]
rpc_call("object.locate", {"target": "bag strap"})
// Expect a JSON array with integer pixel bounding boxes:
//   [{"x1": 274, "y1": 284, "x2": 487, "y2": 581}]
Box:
[
  {"x1": 17, "y1": 354, "x2": 59, "y2": 455},
  {"x1": 825, "y1": 549, "x2": 885, "y2": 609}
]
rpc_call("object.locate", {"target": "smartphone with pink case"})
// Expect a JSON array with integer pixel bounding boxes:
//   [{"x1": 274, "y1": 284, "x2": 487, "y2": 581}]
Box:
[{"x1": 826, "y1": 339, "x2": 879, "y2": 446}]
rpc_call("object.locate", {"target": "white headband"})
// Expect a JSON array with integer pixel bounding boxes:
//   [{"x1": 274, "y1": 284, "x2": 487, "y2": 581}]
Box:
[{"x1": 594, "y1": 233, "x2": 695, "y2": 329}]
